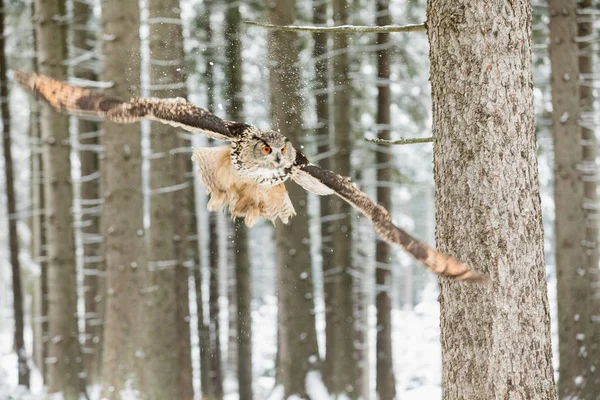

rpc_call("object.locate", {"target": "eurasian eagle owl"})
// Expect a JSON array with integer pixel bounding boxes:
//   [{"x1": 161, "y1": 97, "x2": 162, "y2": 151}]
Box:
[{"x1": 15, "y1": 70, "x2": 489, "y2": 284}]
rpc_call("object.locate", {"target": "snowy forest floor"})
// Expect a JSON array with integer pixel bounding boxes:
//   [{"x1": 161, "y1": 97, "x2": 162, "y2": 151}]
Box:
[
  {"x1": 0, "y1": 276, "x2": 559, "y2": 400},
  {"x1": 0, "y1": 278, "x2": 558, "y2": 400}
]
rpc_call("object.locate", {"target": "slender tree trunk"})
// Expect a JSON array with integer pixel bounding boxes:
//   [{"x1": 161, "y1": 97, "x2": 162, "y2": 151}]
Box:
[
  {"x1": 196, "y1": 3, "x2": 218, "y2": 398},
  {"x1": 312, "y1": 4, "x2": 336, "y2": 388},
  {"x1": 374, "y1": 1, "x2": 395, "y2": 399},
  {"x1": 143, "y1": 0, "x2": 194, "y2": 398},
  {"x1": 1, "y1": 0, "x2": 30, "y2": 388},
  {"x1": 324, "y1": 0, "x2": 359, "y2": 397},
  {"x1": 100, "y1": 0, "x2": 146, "y2": 397},
  {"x1": 209, "y1": 213, "x2": 224, "y2": 399},
  {"x1": 549, "y1": 0, "x2": 600, "y2": 396},
  {"x1": 34, "y1": 0, "x2": 82, "y2": 397},
  {"x1": 267, "y1": 0, "x2": 320, "y2": 398},
  {"x1": 224, "y1": 4, "x2": 253, "y2": 399},
  {"x1": 71, "y1": 0, "x2": 105, "y2": 388},
  {"x1": 429, "y1": 1, "x2": 556, "y2": 398}
]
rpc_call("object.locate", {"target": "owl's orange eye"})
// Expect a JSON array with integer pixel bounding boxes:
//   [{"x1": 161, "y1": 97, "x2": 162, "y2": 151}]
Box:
[
  {"x1": 261, "y1": 145, "x2": 272, "y2": 155},
  {"x1": 281, "y1": 146, "x2": 287, "y2": 154}
]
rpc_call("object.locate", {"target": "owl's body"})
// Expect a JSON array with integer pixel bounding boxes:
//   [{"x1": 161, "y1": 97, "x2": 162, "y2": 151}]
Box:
[
  {"x1": 15, "y1": 70, "x2": 490, "y2": 284},
  {"x1": 192, "y1": 145, "x2": 296, "y2": 227}
]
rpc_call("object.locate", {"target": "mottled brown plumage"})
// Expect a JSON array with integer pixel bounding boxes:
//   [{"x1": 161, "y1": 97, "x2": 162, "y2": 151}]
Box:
[{"x1": 14, "y1": 70, "x2": 490, "y2": 283}]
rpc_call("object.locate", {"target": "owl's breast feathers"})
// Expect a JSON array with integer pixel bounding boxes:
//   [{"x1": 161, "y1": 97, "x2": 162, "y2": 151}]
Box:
[{"x1": 192, "y1": 146, "x2": 295, "y2": 227}]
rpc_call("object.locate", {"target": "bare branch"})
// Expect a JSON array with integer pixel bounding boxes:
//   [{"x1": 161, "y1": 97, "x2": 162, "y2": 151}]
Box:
[
  {"x1": 244, "y1": 20, "x2": 426, "y2": 34},
  {"x1": 365, "y1": 136, "x2": 434, "y2": 145}
]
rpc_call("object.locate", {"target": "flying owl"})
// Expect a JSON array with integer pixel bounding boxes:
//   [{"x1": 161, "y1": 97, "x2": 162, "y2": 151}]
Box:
[{"x1": 15, "y1": 70, "x2": 489, "y2": 283}]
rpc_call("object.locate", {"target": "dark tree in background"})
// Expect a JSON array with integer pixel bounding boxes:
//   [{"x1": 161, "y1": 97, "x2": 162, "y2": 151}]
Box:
[
  {"x1": 34, "y1": 0, "x2": 82, "y2": 397},
  {"x1": 1, "y1": 0, "x2": 30, "y2": 388},
  {"x1": 549, "y1": 0, "x2": 600, "y2": 396},
  {"x1": 374, "y1": 1, "x2": 396, "y2": 399},
  {"x1": 224, "y1": 3, "x2": 254, "y2": 399},
  {"x1": 429, "y1": 0, "x2": 556, "y2": 397}
]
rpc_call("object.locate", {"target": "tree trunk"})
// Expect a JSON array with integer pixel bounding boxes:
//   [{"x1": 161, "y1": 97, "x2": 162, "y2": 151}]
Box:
[
  {"x1": 100, "y1": 0, "x2": 146, "y2": 397},
  {"x1": 429, "y1": 1, "x2": 556, "y2": 398},
  {"x1": 196, "y1": 3, "x2": 219, "y2": 398},
  {"x1": 267, "y1": 0, "x2": 320, "y2": 398},
  {"x1": 143, "y1": 1, "x2": 194, "y2": 399},
  {"x1": 71, "y1": 0, "x2": 105, "y2": 388},
  {"x1": 224, "y1": 4, "x2": 253, "y2": 399},
  {"x1": 28, "y1": 13, "x2": 47, "y2": 373},
  {"x1": 209, "y1": 213, "x2": 224, "y2": 399},
  {"x1": 34, "y1": 0, "x2": 82, "y2": 397},
  {"x1": 374, "y1": 1, "x2": 395, "y2": 399},
  {"x1": 312, "y1": 4, "x2": 336, "y2": 391},
  {"x1": 549, "y1": 0, "x2": 600, "y2": 396},
  {"x1": 1, "y1": 0, "x2": 30, "y2": 388},
  {"x1": 324, "y1": 0, "x2": 359, "y2": 397}
]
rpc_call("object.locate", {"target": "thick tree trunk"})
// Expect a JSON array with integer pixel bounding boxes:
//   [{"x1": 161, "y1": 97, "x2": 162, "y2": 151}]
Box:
[
  {"x1": 429, "y1": 1, "x2": 556, "y2": 398},
  {"x1": 71, "y1": 0, "x2": 104, "y2": 388},
  {"x1": 374, "y1": 1, "x2": 395, "y2": 399},
  {"x1": 1, "y1": 0, "x2": 30, "y2": 388},
  {"x1": 324, "y1": 0, "x2": 359, "y2": 397},
  {"x1": 224, "y1": 4, "x2": 253, "y2": 400},
  {"x1": 549, "y1": 0, "x2": 600, "y2": 396},
  {"x1": 99, "y1": 0, "x2": 146, "y2": 397},
  {"x1": 143, "y1": 1, "x2": 194, "y2": 399},
  {"x1": 34, "y1": 0, "x2": 82, "y2": 397},
  {"x1": 267, "y1": 0, "x2": 320, "y2": 398}
]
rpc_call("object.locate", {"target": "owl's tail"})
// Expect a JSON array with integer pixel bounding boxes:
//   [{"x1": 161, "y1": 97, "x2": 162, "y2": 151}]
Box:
[{"x1": 192, "y1": 147, "x2": 296, "y2": 227}]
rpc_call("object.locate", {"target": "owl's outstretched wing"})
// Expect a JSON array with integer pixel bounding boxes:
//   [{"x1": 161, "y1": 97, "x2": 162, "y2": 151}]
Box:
[
  {"x1": 291, "y1": 153, "x2": 489, "y2": 284},
  {"x1": 14, "y1": 70, "x2": 248, "y2": 141}
]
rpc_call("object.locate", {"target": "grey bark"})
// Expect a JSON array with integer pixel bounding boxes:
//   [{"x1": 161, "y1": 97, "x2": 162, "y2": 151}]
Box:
[
  {"x1": 143, "y1": 0, "x2": 194, "y2": 398},
  {"x1": 99, "y1": 0, "x2": 146, "y2": 397},
  {"x1": 428, "y1": 1, "x2": 556, "y2": 398},
  {"x1": 374, "y1": 1, "x2": 395, "y2": 399},
  {"x1": 1, "y1": 0, "x2": 30, "y2": 387},
  {"x1": 324, "y1": 0, "x2": 359, "y2": 397},
  {"x1": 267, "y1": 0, "x2": 320, "y2": 397},
  {"x1": 34, "y1": 0, "x2": 82, "y2": 397},
  {"x1": 71, "y1": 0, "x2": 104, "y2": 387},
  {"x1": 224, "y1": 4, "x2": 253, "y2": 400},
  {"x1": 549, "y1": 0, "x2": 600, "y2": 396}
]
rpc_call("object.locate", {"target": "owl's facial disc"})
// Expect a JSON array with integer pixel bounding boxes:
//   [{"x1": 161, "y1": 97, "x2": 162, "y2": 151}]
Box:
[{"x1": 251, "y1": 134, "x2": 295, "y2": 169}]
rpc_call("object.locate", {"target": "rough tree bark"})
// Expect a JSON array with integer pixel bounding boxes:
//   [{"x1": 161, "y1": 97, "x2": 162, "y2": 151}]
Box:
[
  {"x1": 1, "y1": 0, "x2": 30, "y2": 387},
  {"x1": 429, "y1": 1, "x2": 556, "y2": 398},
  {"x1": 143, "y1": 0, "x2": 194, "y2": 398},
  {"x1": 34, "y1": 0, "x2": 82, "y2": 397},
  {"x1": 71, "y1": 0, "x2": 104, "y2": 387},
  {"x1": 100, "y1": 0, "x2": 146, "y2": 397},
  {"x1": 224, "y1": 4, "x2": 253, "y2": 400},
  {"x1": 267, "y1": 0, "x2": 320, "y2": 397},
  {"x1": 324, "y1": 0, "x2": 360, "y2": 397},
  {"x1": 374, "y1": 1, "x2": 395, "y2": 399},
  {"x1": 549, "y1": 0, "x2": 600, "y2": 396}
]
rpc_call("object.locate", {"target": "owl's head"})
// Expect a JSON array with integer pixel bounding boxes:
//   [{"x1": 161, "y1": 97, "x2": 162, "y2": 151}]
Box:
[{"x1": 243, "y1": 129, "x2": 296, "y2": 170}]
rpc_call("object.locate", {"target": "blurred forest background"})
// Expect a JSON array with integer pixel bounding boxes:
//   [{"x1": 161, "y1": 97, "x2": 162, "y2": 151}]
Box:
[{"x1": 0, "y1": 0, "x2": 599, "y2": 399}]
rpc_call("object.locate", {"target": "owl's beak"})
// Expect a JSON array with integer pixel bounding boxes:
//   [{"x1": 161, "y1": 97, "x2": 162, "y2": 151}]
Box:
[{"x1": 275, "y1": 154, "x2": 281, "y2": 164}]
